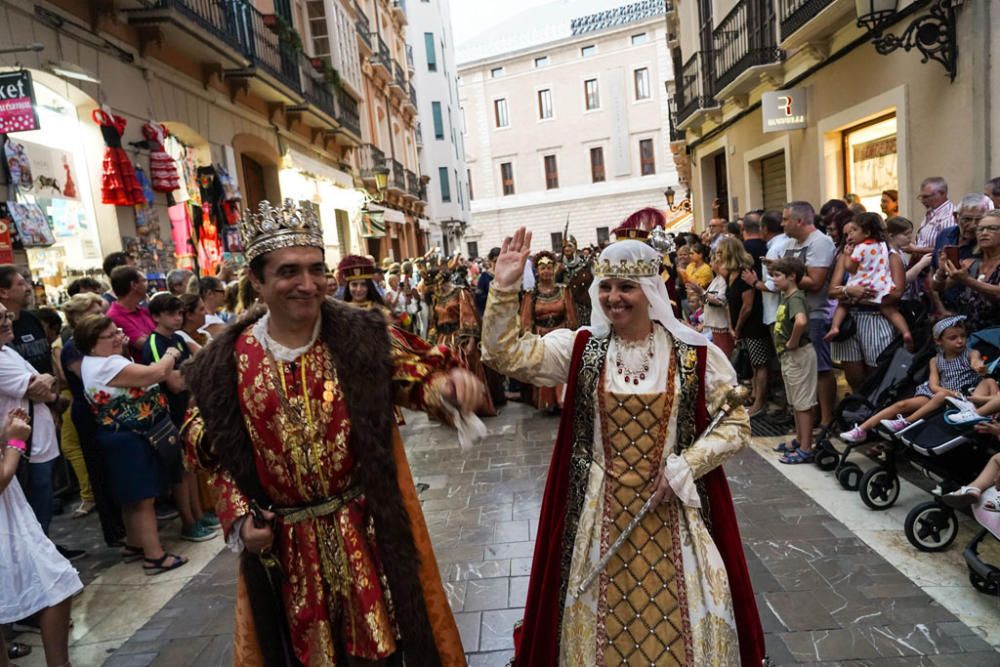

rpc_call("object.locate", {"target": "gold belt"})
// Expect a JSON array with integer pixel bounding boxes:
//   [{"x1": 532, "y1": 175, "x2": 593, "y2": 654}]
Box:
[{"x1": 273, "y1": 486, "x2": 363, "y2": 524}]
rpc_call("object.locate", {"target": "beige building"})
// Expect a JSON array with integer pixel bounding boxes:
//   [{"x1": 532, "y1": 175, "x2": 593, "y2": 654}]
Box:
[
  {"x1": 0, "y1": 0, "x2": 427, "y2": 299},
  {"x1": 667, "y1": 0, "x2": 1000, "y2": 228},
  {"x1": 458, "y1": 0, "x2": 681, "y2": 256}
]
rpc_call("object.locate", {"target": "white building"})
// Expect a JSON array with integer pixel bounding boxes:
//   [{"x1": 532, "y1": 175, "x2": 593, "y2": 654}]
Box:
[
  {"x1": 457, "y1": 0, "x2": 680, "y2": 255},
  {"x1": 404, "y1": 0, "x2": 470, "y2": 256}
]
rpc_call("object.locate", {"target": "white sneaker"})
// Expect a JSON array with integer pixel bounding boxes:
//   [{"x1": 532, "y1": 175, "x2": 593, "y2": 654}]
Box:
[
  {"x1": 942, "y1": 485, "x2": 981, "y2": 508},
  {"x1": 839, "y1": 425, "x2": 867, "y2": 443},
  {"x1": 879, "y1": 415, "x2": 910, "y2": 433},
  {"x1": 945, "y1": 395, "x2": 976, "y2": 412},
  {"x1": 944, "y1": 408, "x2": 989, "y2": 425}
]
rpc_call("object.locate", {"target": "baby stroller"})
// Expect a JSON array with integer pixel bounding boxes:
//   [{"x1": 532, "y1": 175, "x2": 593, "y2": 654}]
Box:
[
  {"x1": 813, "y1": 331, "x2": 936, "y2": 491},
  {"x1": 857, "y1": 409, "x2": 996, "y2": 554},
  {"x1": 964, "y1": 486, "x2": 1000, "y2": 595}
]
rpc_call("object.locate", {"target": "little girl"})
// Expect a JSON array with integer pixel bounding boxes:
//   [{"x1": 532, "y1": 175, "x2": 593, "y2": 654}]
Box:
[
  {"x1": 688, "y1": 291, "x2": 705, "y2": 333},
  {"x1": 825, "y1": 213, "x2": 912, "y2": 348},
  {"x1": 840, "y1": 316, "x2": 998, "y2": 442}
]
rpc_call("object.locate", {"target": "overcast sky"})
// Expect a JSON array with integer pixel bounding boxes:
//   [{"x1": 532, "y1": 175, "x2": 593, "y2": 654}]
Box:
[{"x1": 450, "y1": 0, "x2": 552, "y2": 46}]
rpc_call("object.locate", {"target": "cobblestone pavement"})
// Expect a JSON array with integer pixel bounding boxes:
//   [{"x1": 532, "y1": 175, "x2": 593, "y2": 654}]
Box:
[{"x1": 27, "y1": 402, "x2": 999, "y2": 666}]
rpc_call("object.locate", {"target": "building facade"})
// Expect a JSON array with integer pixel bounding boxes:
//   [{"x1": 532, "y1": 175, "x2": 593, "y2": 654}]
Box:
[
  {"x1": 0, "y1": 0, "x2": 427, "y2": 300},
  {"x1": 458, "y1": 0, "x2": 680, "y2": 256},
  {"x1": 404, "y1": 0, "x2": 470, "y2": 256},
  {"x1": 667, "y1": 0, "x2": 1000, "y2": 229}
]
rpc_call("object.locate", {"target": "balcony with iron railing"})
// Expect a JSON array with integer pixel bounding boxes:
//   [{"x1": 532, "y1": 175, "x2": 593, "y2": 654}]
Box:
[
  {"x1": 406, "y1": 82, "x2": 417, "y2": 110},
  {"x1": 667, "y1": 96, "x2": 684, "y2": 144},
  {"x1": 674, "y1": 51, "x2": 718, "y2": 129},
  {"x1": 356, "y1": 6, "x2": 372, "y2": 50},
  {"x1": 370, "y1": 36, "x2": 392, "y2": 78},
  {"x1": 778, "y1": 0, "x2": 836, "y2": 43},
  {"x1": 391, "y1": 61, "x2": 407, "y2": 91},
  {"x1": 405, "y1": 44, "x2": 415, "y2": 71},
  {"x1": 713, "y1": 1, "x2": 784, "y2": 96},
  {"x1": 405, "y1": 169, "x2": 420, "y2": 199},
  {"x1": 336, "y1": 88, "x2": 361, "y2": 138},
  {"x1": 359, "y1": 143, "x2": 387, "y2": 180},
  {"x1": 415, "y1": 122, "x2": 423, "y2": 147},
  {"x1": 297, "y1": 54, "x2": 337, "y2": 121},
  {"x1": 388, "y1": 158, "x2": 406, "y2": 192}
]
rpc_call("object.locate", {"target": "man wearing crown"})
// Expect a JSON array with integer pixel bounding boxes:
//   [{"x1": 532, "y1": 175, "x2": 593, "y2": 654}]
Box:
[
  {"x1": 481, "y1": 213, "x2": 765, "y2": 666},
  {"x1": 182, "y1": 200, "x2": 478, "y2": 666}
]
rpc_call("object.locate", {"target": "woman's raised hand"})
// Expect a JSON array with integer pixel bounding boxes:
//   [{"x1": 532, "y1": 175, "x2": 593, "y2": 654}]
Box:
[{"x1": 494, "y1": 227, "x2": 533, "y2": 290}]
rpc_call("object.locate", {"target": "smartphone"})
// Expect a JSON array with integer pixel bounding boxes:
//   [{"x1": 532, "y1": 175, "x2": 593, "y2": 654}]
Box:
[{"x1": 943, "y1": 245, "x2": 959, "y2": 266}]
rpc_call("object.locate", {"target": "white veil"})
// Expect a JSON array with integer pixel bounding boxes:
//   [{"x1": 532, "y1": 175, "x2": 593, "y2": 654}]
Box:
[{"x1": 587, "y1": 240, "x2": 708, "y2": 347}]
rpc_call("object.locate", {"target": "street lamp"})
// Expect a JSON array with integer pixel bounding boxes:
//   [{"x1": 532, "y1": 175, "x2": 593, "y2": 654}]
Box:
[
  {"x1": 374, "y1": 165, "x2": 390, "y2": 200},
  {"x1": 855, "y1": 0, "x2": 958, "y2": 81},
  {"x1": 664, "y1": 186, "x2": 676, "y2": 208}
]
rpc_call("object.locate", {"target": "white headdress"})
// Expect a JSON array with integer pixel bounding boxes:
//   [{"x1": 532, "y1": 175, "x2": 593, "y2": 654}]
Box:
[{"x1": 587, "y1": 240, "x2": 708, "y2": 347}]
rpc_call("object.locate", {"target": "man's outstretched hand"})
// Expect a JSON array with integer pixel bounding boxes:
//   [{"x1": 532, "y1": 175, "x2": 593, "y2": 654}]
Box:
[
  {"x1": 493, "y1": 227, "x2": 533, "y2": 290},
  {"x1": 444, "y1": 367, "x2": 485, "y2": 414}
]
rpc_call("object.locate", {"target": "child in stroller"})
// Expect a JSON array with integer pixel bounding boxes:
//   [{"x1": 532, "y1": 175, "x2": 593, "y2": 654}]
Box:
[
  {"x1": 840, "y1": 316, "x2": 998, "y2": 443},
  {"x1": 942, "y1": 421, "x2": 1000, "y2": 509}
]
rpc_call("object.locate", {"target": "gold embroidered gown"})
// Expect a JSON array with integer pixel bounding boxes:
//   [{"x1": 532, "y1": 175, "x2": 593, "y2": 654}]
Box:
[
  {"x1": 519, "y1": 285, "x2": 578, "y2": 410},
  {"x1": 482, "y1": 286, "x2": 747, "y2": 666},
  {"x1": 431, "y1": 285, "x2": 497, "y2": 416}
]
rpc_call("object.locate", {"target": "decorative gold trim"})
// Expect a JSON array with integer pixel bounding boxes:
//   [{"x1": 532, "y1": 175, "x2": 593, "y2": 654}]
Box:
[
  {"x1": 593, "y1": 258, "x2": 659, "y2": 279},
  {"x1": 239, "y1": 199, "x2": 324, "y2": 262}
]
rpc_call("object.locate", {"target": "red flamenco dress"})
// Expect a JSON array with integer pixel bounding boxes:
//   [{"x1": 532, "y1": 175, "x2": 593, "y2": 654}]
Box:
[
  {"x1": 142, "y1": 121, "x2": 180, "y2": 193},
  {"x1": 93, "y1": 108, "x2": 145, "y2": 207}
]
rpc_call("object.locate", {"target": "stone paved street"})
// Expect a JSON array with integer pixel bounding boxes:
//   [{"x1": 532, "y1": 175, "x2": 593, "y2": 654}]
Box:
[{"x1": 17, "y1": 402, "x2": 1000, "y2": 666}]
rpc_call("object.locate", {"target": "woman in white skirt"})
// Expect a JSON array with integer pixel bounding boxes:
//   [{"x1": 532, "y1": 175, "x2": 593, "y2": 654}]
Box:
[{"x1": 0, "y1": 407, "x2": 82, "y2": 667}]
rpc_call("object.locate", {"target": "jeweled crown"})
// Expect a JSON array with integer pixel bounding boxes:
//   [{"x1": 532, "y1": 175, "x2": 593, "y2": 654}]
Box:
[
  {"x1": 239, "y1": 199, "x2": 324, "y2": 262},
  {"x1": 593, "y1": 258, "x2": 660, "y2": 279}
]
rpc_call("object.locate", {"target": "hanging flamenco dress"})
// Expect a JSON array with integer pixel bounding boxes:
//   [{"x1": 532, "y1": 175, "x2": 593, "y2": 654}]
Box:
[
  {"x1": 142, "y1": 121, "x2": 180, "y2": 193},
  {"x1": 93, "y1": 108, "x2": 145, "y2": 207},
  {"x1": 61, "y1": 156, "x2": 77, "y2": 198}
]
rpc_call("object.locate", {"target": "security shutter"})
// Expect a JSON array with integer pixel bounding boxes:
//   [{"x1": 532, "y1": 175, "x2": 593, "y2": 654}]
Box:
[{"x1": 760, "y1": 153, "x2": 787, "y2": 211}]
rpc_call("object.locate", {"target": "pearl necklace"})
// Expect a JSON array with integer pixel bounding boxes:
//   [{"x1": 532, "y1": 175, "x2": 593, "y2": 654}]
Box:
[{"x1": 613, "y1": 330, "x2": 655, "y2": 385}]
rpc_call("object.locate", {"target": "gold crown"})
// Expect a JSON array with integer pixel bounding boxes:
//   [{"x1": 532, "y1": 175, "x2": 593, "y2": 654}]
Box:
[
  {"x1": 593, "y1": 258, "x2": 660, "y2": 279},
  {"x1": 239, "y1": 199, "x2": 324, "y2": 262}
]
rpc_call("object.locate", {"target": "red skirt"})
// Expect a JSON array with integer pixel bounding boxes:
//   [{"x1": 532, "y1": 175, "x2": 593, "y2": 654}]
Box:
[{"x1": 101, "y1": 147, "x2": 145, "y2": 206}]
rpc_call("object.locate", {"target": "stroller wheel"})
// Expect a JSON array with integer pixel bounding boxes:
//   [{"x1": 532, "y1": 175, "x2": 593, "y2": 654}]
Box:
[
  {"x1": 859, "y1": 467, "x2": 900, "y2": 510},
  {"x1": 814, "y1": 447, "x2": 839, "y2": 472},
  {"x1": 969, "y1": 571, "x2": 1000, "y2": 596},
  {"x1": 837, "y1": 463, "x2": 862, "y2": 491},
  {"x1": 904, "y1": 501, "x2": 959, "y2": 552}
]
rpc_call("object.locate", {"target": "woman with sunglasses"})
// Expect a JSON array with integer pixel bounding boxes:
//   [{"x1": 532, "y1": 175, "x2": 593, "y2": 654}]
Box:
[{"x1": 936, "y1": 210, "x2": 1000, "y2": 331}]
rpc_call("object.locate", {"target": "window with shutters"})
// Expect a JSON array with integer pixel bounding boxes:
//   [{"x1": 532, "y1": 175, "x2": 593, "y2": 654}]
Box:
[
  {"x1": 584, "y1": 79, "x2": 599, "y2": 110},
  {"x1": 538, "y1": 89, "x2": 553, "y2": 119},
  {"x1": 494, "y1": 98, "x2": 509, "y2": 128},
  {"x1": 639, "y1": 139, "x2": 655, "y2": 175},
  {"x1": 424, "y1": 33, "x2": 437, "y2": 71},
  {"x1": 500, "y1": 162, "x2": 514, "y2": 195},
  {"x1": 590, "y1": 147, "x2": 605, "y2": 183},
  {"x1": 759, "y1": 153, "x2": 787, "y2": 211},
  {"x1": 431, "y1": 102, "x2": 444, "y2": 140},
  {"x1": 634, "y1": 68, "x2": 650, "y2": 100},
  {"x1": 544, "y1": 155, "x2": 558, "y2": 189},
  {"x1": 439, "y1": 167, "x2": 451, "y2": 202}
]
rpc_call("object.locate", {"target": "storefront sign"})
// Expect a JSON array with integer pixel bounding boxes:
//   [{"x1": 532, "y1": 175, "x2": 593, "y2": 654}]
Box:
[
  {"x1": 762, "y1": 89, "x2": 807, "y2": 133},
  {"x1": 0, "y1": 71, "x2": 40, "y2": 133}
]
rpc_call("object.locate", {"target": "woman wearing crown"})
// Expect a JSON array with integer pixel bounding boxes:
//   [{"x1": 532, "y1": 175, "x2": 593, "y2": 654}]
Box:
[
  {"x1": 428, "y1": 261, "x2": 498, "y2": 416},
  {"x1": 482, "y1": 222, "x2": 765, "y2": 667},
  {"x1": 520, "y1": 251, "x2": 578, "y2": 412},
  {"x1": 181, "y1": 199, "x2": 479, "y2": 666}
]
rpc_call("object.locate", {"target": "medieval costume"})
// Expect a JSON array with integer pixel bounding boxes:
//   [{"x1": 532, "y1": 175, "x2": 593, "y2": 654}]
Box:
[
  {"x1": 520, "y1": 251, "x2": 578, "y2": 411},
  {"x1": 183, "y1": 200, "x2": 466, "y2": 667},
  {"x1": 336, "y1": 254, "x2": 390, "y2": 316},
  {"x1": 482, "y1": 238, "x2": 765, "y2": 666},
  {"x1": 556, "y1": 236, "x2": 595, "y2": 326},
  {"x1": 429, "y1": 266, "x2": 498, "y2": 417}
]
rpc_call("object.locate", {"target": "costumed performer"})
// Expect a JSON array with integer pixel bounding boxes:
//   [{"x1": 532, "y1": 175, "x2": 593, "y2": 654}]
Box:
[
  {"x1": 482, "y1": 225, "x2": 766, "y2": 666},
  {"x1": 557, "y1": 235, "x2": 594, "y2": 326},
  {"x1": 429, "y1": 262, "x2": 498, "y2": 417},
  {"x1": 182, "y1": 199, "x2": 482, "y2": 667},
  {"x1": 520, "y1": 251, "x2": 578, "y2": 412},
  {"x1": 337, "y1": 254, "x2": 389, "y2": 315}
]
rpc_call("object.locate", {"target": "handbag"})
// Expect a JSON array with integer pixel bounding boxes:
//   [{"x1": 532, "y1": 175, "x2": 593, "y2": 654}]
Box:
[
  {"x1": 730, "y1": 344, "x2": 753, "y2": 381},
  {"x1": 114, "y1": 411, "x2": 182, "y2": 468}
]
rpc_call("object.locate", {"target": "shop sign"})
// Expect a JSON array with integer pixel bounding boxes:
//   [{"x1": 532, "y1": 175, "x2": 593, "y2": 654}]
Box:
[
  {"x1": 0, "y1": 71, "x2": 40, "y2": 134},
  {"x1": 762, "y1": 89, "x2": 807, "y2": 133}
]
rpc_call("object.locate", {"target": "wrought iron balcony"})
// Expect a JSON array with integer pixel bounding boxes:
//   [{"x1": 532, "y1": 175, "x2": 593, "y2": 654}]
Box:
[
  {"x1": 407, "y1": 82, "x2": 417, "y2": 109},
  {"x1": 778, "y1": 0, "x2": 835, "y2": 42},
  {"x1": 336, "y1": 88, "x2": 361, "y2": 138},
  {"x1": 370, "y1": 36, "x2": 391, "y2": 76},
  {"x1": 667, "y1": 97, "x2": 684, "y2": 144},
  {"x1": 674, "y1": 51, "x2": 717, "y2": 127},
  {"x1": 297, "y1": 54, "x2": 337, "y2": 121},
  {"x1": 415, "y1": 122, "x2": 423, "y2": 147},
  {"x1": 405, "y1": 44, "x2": 415, "y2": 71},
  {"x1": 356, "y1": 7, "x2": 372, "y2": 50},
  {"x1": 359, "y1": 143, "x2": 386, "y2": 180},
  {"x1": 713, "y1": 0, "x2": 784, "y2": 94},
  {"x1": 405, "y1": 169, "x2": 420, "y2": 199},
  {"x1": 392, "y1": 61, "x2": 407, "y2": 90},
  {"x1": 389, "y1": 159, "x2": 406, "y2": 192}
]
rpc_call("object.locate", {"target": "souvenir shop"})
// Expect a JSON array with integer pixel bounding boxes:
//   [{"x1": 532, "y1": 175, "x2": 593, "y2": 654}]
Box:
[{"x1": 0, "y1": 69, "x2": 247, "y2": 301}]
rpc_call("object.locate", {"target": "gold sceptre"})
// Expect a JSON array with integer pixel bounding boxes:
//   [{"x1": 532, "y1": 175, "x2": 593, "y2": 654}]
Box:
[{"x1": 573, "y1": 384, "x2": 750, "y2": 598}]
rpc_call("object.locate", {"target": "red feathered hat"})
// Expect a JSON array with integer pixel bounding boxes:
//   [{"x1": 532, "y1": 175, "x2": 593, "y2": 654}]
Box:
[{"x1": 611, "y1": 207, "x2": 666, "y2": 240}]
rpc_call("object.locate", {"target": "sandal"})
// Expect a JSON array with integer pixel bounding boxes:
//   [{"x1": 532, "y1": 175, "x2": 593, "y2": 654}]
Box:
[
  {"x1": 7, "y1": 641, "x2": 31, "y2": 659},
  {"x1": 121, "y1": 544, "x2": 144, "y2": 563},
  {"x1": 773, "y1": 439, "x2": 800, "y2": 453},
  {"x1": 142, "y1": 553, "x2": 188, "y2": 576},
  {"x1": 779, "y1": 449, "x2": 814, "y2": 465}
]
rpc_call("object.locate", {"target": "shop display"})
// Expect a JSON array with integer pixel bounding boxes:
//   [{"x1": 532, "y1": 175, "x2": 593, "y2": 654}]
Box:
[
  {"x1": 141, "y1": 121, "x2": 180, "y2": 193},
  {"x1": 6, "y1": 200, "x2": 55, "y2": 246},
  {"x1": 0, "y1": 209, "x2": 15, "y2": 263},
  {"x1": 135, "y1": 165, "x2": 155, "y2": 205},
  {"x1": 4, "y1": 138, "x2": 33, "y2": 192},
  {"x1": 92, "y1": 107, "x2": 145, "y2": 206},
  {"x1": 168, "y1": 202, "x2": 196, "y2": 270},
  {"x1": 61, "y1": 155, "x2": 76, "y2": 198}
]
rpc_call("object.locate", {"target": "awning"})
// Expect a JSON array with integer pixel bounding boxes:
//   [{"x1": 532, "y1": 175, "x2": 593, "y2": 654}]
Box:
[
  {"x1": 359, "y1": 209, "x2": 386, "y2": 238},
  {"x1": 287, "y1": 149, "x2": 354, "y2": 189}
]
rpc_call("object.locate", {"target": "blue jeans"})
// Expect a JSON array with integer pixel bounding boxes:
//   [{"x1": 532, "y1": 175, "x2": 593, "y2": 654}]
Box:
[{"x1": 25, "y1": 459, "x2": 55, "y2": 535}]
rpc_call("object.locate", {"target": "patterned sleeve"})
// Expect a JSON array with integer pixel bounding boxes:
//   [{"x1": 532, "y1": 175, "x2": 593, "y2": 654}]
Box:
[
  {"x1": 664, "y1": 343, "x2": 750, "y2": 507},
  {"x1": 458, "y1": 288, "x2": 481, "y2": 338},
  {"x1": 390, "y1": 324, "x2": 461, "y2": 422},
  {"x1": 481, "y1": 285, "x2": 576, "y2": 387}
]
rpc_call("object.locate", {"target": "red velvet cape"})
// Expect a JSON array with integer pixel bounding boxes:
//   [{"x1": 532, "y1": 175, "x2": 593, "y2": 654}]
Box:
[{"x1": 513, "y1": 332, "x2": 766, "y2": 666}]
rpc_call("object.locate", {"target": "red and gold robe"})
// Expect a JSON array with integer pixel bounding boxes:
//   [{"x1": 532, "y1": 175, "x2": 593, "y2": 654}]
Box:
[
  {"x1": 519, "y1": 285, "x2": 578, "y2": 410},
  {"x1": 431, "y1": 286, "x2": 497, "y2": 416},
  {"x1": 187, "y1": 312, "x2": 466, "y2": 667}
]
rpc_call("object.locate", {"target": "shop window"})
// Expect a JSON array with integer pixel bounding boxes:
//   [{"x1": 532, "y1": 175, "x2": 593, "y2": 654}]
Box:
[
  {"x1": 500, "y1": 162, "x2": 515, "y2": 195},
  {"x1": 590, "y1": 147, "x2": 605, "y2": 183},
  {"x1": 544, "y1": 155, "x2": 559, "y2": 190},
  {"x1": 584, "y1": 79, "x2": 599, "y2": 110},
  {"x1": 843, "y1": 114, "x2": 898, "y2": 214},
  {"x1": 639, "y1": 139, "x2": 655, "y2": 175}
]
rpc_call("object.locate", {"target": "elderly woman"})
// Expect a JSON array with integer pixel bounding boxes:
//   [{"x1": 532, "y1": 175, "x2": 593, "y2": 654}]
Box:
[
  {"x1": 75, "y1": 314, "x2": 188, "y2": 574},
  {"x1": 177, "y1": 293, "x2": 206, "y2": 350},
  {"x1": 936, "y1": 209, "x2": 1000, "y2": 330},
  {"x1": 481, "y1": 226, "x2": 763, "y2": 666}
]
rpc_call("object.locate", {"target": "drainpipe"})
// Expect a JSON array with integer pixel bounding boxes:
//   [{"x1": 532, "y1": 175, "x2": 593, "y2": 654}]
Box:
[{"x1": 970, "y1": 0, "x2": 991, "y2": 181}]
